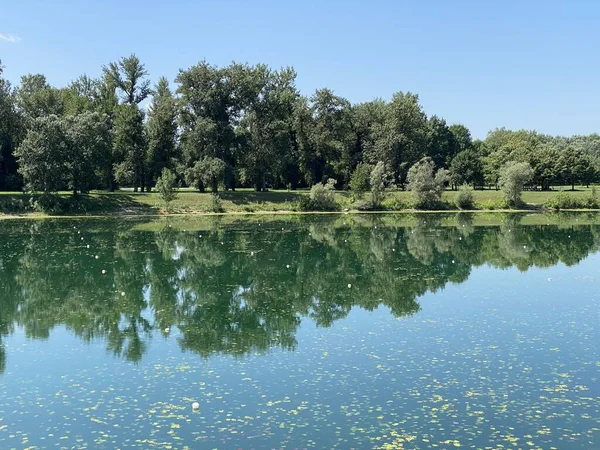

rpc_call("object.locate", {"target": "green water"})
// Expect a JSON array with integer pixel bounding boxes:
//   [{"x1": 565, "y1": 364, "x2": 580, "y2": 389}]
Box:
[{"x1": 0, "y1": 214, "x2": 599, "y2": 449}]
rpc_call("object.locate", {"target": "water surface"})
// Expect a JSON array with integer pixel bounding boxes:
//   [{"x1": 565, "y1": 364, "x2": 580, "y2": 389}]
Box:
[{"x1": 0, "y1": 214, "x2": 599, "y2": 449}]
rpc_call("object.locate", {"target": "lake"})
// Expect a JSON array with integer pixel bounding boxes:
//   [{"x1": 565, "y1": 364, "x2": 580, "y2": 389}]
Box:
[{"x1": 0, "y1": 213, "x2": 599, "y2": 449}]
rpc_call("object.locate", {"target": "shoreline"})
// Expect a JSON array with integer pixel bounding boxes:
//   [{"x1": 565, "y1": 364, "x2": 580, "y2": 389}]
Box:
[{"x1": 2, "y1": 206, "x2": 600, "y2": 220}]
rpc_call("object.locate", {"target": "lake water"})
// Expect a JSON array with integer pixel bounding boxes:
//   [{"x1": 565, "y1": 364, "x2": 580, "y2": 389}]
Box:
[{"x1": 0, "y1": 213, "x2": 599, "y2": 449}]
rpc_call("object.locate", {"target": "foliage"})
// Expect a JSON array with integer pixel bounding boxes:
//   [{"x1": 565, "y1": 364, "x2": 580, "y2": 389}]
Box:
[
  {"x1": 407, "y1": 157, "x2": 449, "y2": 209},
  {"x1": 185, "y1": 156, "x2": 227, "y2": 193},
  {"x1": 498, "y1": 161, "x2": 534, "y2": 207},
  {"x1": 450, "y1": 150, "x2": 484, "y2": 187},
  {"x1": 455, "y1": 185, "x2": 475, "y2": 210},
  {"x1": 545, "y1": 189, "x2": 599, "y2": 210},
  {"x1": 302, "y1": 178, "x2": 338, "y2": 211},
  {"x1": 210, "y1": 194, "x2": 224, "y2": 213},
  {"x1": 155, "y1": 168, "x2": 179, "y2": 211},
  {"x1": 15, "y1": 115, "x2": 69, "y2": 193},
  {"x1": 103, "y1": 54, "x2": 151, "y2": 105},
  {"x1": 349, "y1": 163, "x2": 372, "y2": 198},
  {"x1": 113, "y1": 104, "x2": 146, "y2": 191},
  {"x1": 2, "y1": 57, "x2": 600, "y2": 200},
  {"x1": 146, "y1": 78, "x2": 178, "y2": 188},
  {"x1": 370, "y1": 161, "x2": 388, "y2": 208},
  {"x1": 65, "y1": 112, "x2": 111, "y2": 194}
]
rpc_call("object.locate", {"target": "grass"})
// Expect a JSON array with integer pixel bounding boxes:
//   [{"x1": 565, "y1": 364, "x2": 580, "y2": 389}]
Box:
[{"x1": 0, "y1": 186, "x2": 598, "y2": 217}]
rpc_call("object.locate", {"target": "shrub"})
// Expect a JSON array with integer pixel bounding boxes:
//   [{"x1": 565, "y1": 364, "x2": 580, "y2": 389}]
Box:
[
  {"x1": 30, "y1": 194, "x2": 68, "y2": 214},
  {"x1": 303, "y1": 179, "x2": 338, "y2": 211},
  {"x1": 407, "y1": 157, "x2": 449, "y2": 209},
  {"x1": 0, "y1": 196, "x2": 29, "y2": 214},
  {"x1": 155, "y1": 168, "x2": 179, "y2": 212},
  {"x1": 210, "y1": 194, "x2": 224, "y2": 213},
  {"x1": 349, "y1": 163, "x2": 372, "y2": 199},
  {"x1": 498, "y1": 161, "x2": 533, "y2": 207},
  {"x1": 546, "y1": 191, "x2": 599, "y2": 210},
  {"x1": 455, "y1": 185, "x2": 474, "y2": 210},
  {"x1": 370, "y1": 161, "x2": 389, "y2": 208}
]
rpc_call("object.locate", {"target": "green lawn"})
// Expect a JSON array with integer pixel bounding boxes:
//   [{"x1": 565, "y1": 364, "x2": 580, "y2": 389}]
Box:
[{"x1": 0, "y1": 186, "x2": 598, "y2": 216}]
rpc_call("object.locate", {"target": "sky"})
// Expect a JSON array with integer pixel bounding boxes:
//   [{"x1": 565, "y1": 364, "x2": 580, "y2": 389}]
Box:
[{"x1": 1, "y1": 0, "x2": 600, "y2": 139}]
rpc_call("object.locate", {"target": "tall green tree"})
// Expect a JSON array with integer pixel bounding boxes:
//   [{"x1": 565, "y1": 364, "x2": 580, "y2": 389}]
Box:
[
  {"x1": 16, "y1": 74, "x2": 64, "y2": 120},
  {"x1": 556, "y1": 147, "x2": 595, "y2": 190},
  {"x1": 64, "y1": 112, "x2": 112, "y2": 194},
  {"x1": 366, "y1": 92, "x2": 428, "y2": 186},
  {"x1": 0, "y1": 60, "x2": 22, "y2": 190},
  {"x1": 309, "y1": 88, "x2": 354, "y2": 186},
  {"x1": 449, "y1": 124, "x2": 473, "y2": 153},
  {"x1": 113, "y1": 105, "x2": 146, "y2": 191},
  {"x1": 176, "y1": 61, "x2": 238, "y2": 191},
  {"x1": 238, "y1": 66, "x2": 299, "y2": 191},
  {"x1": 103, "y1": 54, "x2": 152, "y2": 105},
  {"x1": 146, "y1": 77, "x2": 178, "y2": 190},
  {"x1": 426, "y1": 115, "x2": 458, "y2": 169},
  {"x1": 15, "y1": 115, "x2": 68, "y2": 193},
  {"x1": 450, "y1": 150, "x2": 484, "y2": 188}
]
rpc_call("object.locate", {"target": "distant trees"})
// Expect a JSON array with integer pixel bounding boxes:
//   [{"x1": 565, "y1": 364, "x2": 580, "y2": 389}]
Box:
[{"x1": 1, "y1": 58, "x2": 600, "y2": 201}]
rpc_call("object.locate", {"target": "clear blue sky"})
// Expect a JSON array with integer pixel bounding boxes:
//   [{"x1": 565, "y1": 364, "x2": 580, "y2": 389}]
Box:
[{"x1": 1, "y1": 0, "x2": 599, "y2": 138}]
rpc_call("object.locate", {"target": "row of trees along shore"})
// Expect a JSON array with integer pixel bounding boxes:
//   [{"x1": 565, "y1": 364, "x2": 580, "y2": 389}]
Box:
[{"x1": 2, "y1": 55, "x2": 600, "y2": 197}]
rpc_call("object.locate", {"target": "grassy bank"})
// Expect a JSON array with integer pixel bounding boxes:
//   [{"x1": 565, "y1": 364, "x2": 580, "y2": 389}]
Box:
[{"x1": 0, "y1": 186, "x2": 599, "y2": 217}]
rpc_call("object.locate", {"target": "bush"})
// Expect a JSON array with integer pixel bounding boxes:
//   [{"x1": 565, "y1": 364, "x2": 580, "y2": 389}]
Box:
[
  {"x1": 455, "y1": 185, "x2": 474, "y2": 210},
  {"x1": 0, "y1": 196, "x2": 30, "y2": 214},
  {"x1": 300, "y1": 179, "x2": 339, "y2": 211},
  {"x1": 349, "y1": 163, "x2": 372, "y2": 199},
  {"x1": 545, "y1": 191, "x2": 599, "y2": 210},
  {"x1": 407, "y1": 157, "x2": 449, "y2": 209},
  {"x1": 155, "y1": 168, "x2": 179, "y2": 212},
  {"x1": 480, "y1": 199, "x2": 508, "y2": 210},
  {"x1": 370, "y1": 161, "x2": 389, "y2": 208},
  {"x1": 210, "y1": 194, "x2": 224, "y2": 213},
  {"x1": 499, "y1": 161, "x2": 533, "y2": 207}
]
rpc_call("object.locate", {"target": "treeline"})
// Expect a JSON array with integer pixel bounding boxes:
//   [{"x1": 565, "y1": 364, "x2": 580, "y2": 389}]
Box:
[
  {"x1": 1, "y1": 55, "x2": 600, "y2": 194},
  {"x1": 1, "y1": 214, "x2": 598, "y2": 369}
]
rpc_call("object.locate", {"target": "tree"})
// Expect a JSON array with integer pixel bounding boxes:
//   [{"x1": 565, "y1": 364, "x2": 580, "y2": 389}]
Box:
[
  {"x1": 370, "y1": 161, "x2": 389, "y2": 208},
  {"x1": 530, "y1": 145, "x2": 559, "y2": 190},
  {"x1": 61, "y1": 75, "x2": 102, "y2": 115},
  {"x1": 103, "y1": 54, "x2": 151, "y2": 105},
  {"x1": 426, "y1": 115, "x2": 458, "y2": 168},
  {"x1": 15, "y1": 115, "x2": 68, "y2": 193},
  {"x1": 309, "y1": 88, "x2": 354, "y2": 186},
  {"x1": 146, "y1": 77, "x2": 178, "y2": 190},
  {"x1": 349, "y1": 163, "x2": 372, "y2": 199},
  {"x1": 365, "y1": 92, "x2": 428, "y2": 186},
  {"x1": 65, "y1": 112, "x2": 111, "y2": 194},
  {"x1": 113, "y1": 104, "x2": 146, "y2": 191},
  {"x1": 407, "y1": 157, "x2": 449, "y2": 209},
  {"x1": 449, "y1": 150, "x2": 484, "y2": 188},
  {"x1": 449, "y1": 124, "x2": 473, "y2": 153},
  {"x1": 185, "y1": 156, "x2": 226, "y2": 193},
  {"x1": 238, "y1": 66, "x2": 299, "y2": 191},
  {"x1": 556, "y1": 147, "x2": 594, "y2": 190},
  {"x1": 155, "y1": 168, "x2": 178, "y2": 211},
  {"x1": 176, "y1": 61, "x2": 238, "y2": 191},
  {"x1": 0, "y1": 59, "x2": 22, "y2": 190},
  {"x1": 499, "y1": 161, "x2": 533, "y2": 207},
  {"x1": 16, "y1": 74, "x2": 64, "y2": 120}
]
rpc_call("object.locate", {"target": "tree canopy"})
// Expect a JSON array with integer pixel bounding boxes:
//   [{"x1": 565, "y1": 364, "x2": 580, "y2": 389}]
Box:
[{"x1": 0, "y1": 58, "x2": 599, "y2": 195}]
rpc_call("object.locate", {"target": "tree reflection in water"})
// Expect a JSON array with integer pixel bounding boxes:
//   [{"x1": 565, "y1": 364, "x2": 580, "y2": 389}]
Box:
[{"x1": 0, "y1": 213, "x2": 599, "y2": 371}]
